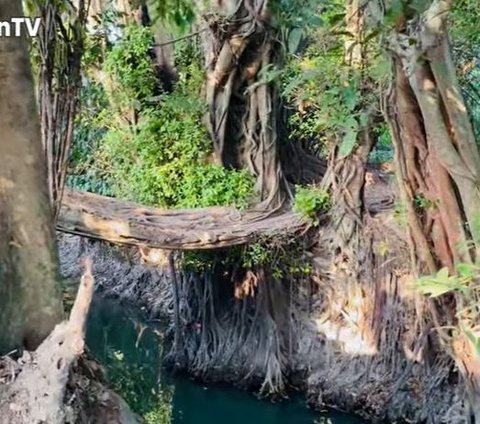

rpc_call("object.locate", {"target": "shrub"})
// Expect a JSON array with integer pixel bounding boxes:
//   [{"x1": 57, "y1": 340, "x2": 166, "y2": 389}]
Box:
[
  {"x1": 70, "y1": 24, "x2": 255, "y2": 210},
  {"x1": 293, "y1": 186, "x2": 331, "y2": 225}
]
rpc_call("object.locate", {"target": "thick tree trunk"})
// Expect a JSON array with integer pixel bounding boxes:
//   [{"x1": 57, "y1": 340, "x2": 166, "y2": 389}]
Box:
[
  {"x1": 319, "y1": 0, "x2": 378, "y2": 362},
  {"x1": 382, "y1": 0, "x2": 480, "y2": 419},
  {"x1": 204, "y1": 0, "x2": 289, "y2": 208},
  {"x1": 0, "y1": 0, "x2": 63, "y2": 353}
]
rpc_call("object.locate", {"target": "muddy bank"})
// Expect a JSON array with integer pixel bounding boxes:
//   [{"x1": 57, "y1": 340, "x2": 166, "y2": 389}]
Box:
[
  {"x1": 59, "y1": 234, "x2": 173, "y2": 318},
  {"x1": 58, "y1": 230, "x2": 467, "y2": 423}
]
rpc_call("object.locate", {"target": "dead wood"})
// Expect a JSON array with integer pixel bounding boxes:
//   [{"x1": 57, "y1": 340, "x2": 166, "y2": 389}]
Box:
[{"x1": 57, "y1": 188, "x2": 395, "y2": 251}]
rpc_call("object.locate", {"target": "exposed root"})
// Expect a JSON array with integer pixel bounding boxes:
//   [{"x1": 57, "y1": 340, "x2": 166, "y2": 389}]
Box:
[
  {"x1": 166, "y1": 259, "x2": 292, "y2": 397},
  {"x1": 0, "y1": 259, "x2": 140, "y2": 424}
]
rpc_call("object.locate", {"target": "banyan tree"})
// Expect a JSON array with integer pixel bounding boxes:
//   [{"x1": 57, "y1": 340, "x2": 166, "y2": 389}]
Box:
[
  {"x1": 203, "y1": 0, "x2": 290, "y2": 208},
  {"x1": 377, "y1": 0, "x2": 480, "y2": 418}
]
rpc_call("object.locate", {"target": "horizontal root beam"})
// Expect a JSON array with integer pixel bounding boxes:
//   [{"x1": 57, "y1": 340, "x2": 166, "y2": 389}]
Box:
[{"x1": 57, "y1": 190, "x2": 307, "y2": 250}]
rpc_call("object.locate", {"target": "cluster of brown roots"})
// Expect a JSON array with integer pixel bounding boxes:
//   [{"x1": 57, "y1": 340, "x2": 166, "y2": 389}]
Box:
[{"x1": 166, "y1": 259, "x2": 296, "y2": 396}]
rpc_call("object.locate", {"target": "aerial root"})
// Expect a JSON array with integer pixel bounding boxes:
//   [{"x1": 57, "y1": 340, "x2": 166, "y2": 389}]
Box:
[{"x1": 167, "y1": 261, "x2": 293, "y2": 396}]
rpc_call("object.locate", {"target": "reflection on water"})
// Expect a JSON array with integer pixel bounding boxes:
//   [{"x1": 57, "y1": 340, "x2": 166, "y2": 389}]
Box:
[{"x1": 86, "y1": 297, "x2": 366, "y2": 424}]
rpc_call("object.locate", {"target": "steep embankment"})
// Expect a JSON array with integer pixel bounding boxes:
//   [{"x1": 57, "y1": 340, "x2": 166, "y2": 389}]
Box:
[{"x1": 58, "y1": 202, "x2": 467, "y2": 424}]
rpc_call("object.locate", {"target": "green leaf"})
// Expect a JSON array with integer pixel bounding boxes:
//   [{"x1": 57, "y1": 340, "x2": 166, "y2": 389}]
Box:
[
  {"x1": 343, "y1": 116, "x2": 359, "y2": 131},
  {"x1": 437, "y1": 267, "x2": 449, "y2": 281},
  {"x1": 339, "y1": 130, "x2": 357, "y2": 157},
  {"x1": 326, "y1": 12, "x2": 345, "y2": 25},
  {"x1": 359, "y1": 112, "x2": 370, "y2": 127},
  {"x1": 415, "y1": 267, "x2": 469, "y2": 298},
  {"x1": 457, "y1": 262, "x2": 476, "y2": 280},
  {"x1": 288, "y1": 28, "x2": 303, "y2": 54}
]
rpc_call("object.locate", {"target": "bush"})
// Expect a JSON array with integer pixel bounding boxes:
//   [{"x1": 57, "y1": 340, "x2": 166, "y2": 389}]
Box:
[
  {"x1": 96, "y1": 90, "x2": 255, "y2": 209},
  {"x1": 103, "y1": 24, "x2": 158, "y2": 109},
  {"x1": 293, "y1": 185, "x2": 330, "y2": 225},
  {"x1": 70, "y1": 24, "x2": 255, "y2": 210}
]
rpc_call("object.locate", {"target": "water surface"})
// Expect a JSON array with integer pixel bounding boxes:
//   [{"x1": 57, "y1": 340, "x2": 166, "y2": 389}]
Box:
[{"x1": 86, "y1": 297, "x2": 366, "y2": 424}]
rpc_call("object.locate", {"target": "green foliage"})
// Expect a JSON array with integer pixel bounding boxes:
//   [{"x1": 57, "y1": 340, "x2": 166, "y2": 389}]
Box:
[
  {"x1": 182, "y1": 250, "x2": 219, "y2": 272},
  {"x1": 271, "y1": 0, "x2": 324, "y2": 54},
  {"x1": 413, "y1": 194, "x2": 436, "y2": 211},
  {"x1": 281, "y1": 2, "x2": 389, "y2": 159},
  {"x1": 104, "y1": 348, "x2": 173, "y2": 417},
  {"x1": 416, "y1": 267, "x2": 471, "y2": 298},
  {"x1": 143, "y1": 397, "x2": 173, "y2": 424},
  {"x1": 183, "y1": 236, "x2": 312, "y2": 282},
  {"x1": 369, "y1": 123, "x2": 393, "y2": 163},
  {"x1": 68, "y1": 77, "x2": 114, "y2": 194},
  {"x1": 95, "y1": 84, "x2": 254, "y2": 208},
  {"x1": 450, "y1": 0, "x2": 480, "y2": 142},
  {"x1": 179, "y1": 165, "x2": 255, "y2": 209},
  {"x1": 103, "y1": 24, "x2": 158, "y2": 110},
  {"x1": 242, "y1": 243, "x2": 272, "y2": 269},
  {"x1": 283, "y1": 41, "x2": 356, "y2": 155},
  {"x1": 450, "y1": 0, "x2": 480, "y2": 52},
  {"x1": 293, "y1": 186, "x2": 331, "y2": 225},
  {"x1": 148, "y1": 0, "x2": 196, "y2": 32},
  {"x1": 415, "y1": 260, "x2": 480, "y2": 358},
  {"x1": 243, "y1": 238, "x2": 312, "y2": 280},
  {"x1": 70, "y1": 24, "x2": 255, "y2": 210}
]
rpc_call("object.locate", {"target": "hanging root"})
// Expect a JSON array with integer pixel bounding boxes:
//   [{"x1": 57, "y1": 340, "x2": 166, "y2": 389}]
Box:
[
  {"x1": 0, "y1": 258, "x2": 95, "y2": 424},
  {"x1": 167, "y1": 257, "x2": 293, "y2": 397}
]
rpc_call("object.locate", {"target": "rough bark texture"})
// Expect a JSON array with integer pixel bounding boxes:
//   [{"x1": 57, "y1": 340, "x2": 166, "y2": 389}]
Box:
[
  {"x1": 58, "y1": 233, "x2": 174, "y2": 317},
  {"x1": 57, "y1": 187, "x2": 394, "y2": 251},
  {"x1": 38, "y1": 0, "x2": 87, "y2": 218},
  {"x1": 56, "y1": 213, "x2": 465, "y2": 423},
  {"x1": 0, "y1": 0, "x2": 63, "y2": 353},
  {"x1": 0, "y1": 262, "x2": 94, "y2": 423},
  {"x1": 0, "y1": 260, "x2": 141, "y2": 424},
  {"x1": 58, "y1": 189, "x2": 307, "y2": 250},
  {"x1": 380, "y1": 1, "x2": 480, "y2": 419},
  {"x1": 203, "y1": 0, "x2": 290, "y2": 208}
]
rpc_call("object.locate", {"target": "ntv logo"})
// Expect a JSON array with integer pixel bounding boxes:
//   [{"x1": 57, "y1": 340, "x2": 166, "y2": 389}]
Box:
[{"x1": 0, "y1": 18, "x2": 41, "y2": 37}]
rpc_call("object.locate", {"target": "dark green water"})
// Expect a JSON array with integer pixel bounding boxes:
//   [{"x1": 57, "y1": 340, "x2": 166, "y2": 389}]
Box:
[{"x1": 86, "y1": 297, "x2": 366, "y2": 424}]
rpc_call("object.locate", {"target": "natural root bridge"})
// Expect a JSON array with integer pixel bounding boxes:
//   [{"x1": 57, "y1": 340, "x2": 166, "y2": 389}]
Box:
[{"x1": 57, "y1": 190, "x2": 307, "y2": 250}]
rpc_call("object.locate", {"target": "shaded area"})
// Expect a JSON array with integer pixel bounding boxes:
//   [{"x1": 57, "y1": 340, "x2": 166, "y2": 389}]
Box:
[{"x1": 85, "y1": 296, "x2": 366, "y2": 424}]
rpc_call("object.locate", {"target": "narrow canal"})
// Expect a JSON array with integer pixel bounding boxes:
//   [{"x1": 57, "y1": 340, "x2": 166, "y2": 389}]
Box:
[{"x1": 86, "y1": 297, "x2": 367, "y2": 424}]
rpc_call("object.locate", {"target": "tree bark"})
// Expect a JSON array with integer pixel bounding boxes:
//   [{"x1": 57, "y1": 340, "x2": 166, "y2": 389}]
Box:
[
  {"x1": 0, "y1": 0, "x2": 63, "y2": 353},
  {"x1": 57, "y1": 190, "x2": 307, "y2": 250},
  {"x1": 204, "y1": 0, "x2": 290, "y2": 208},
  {"x1": 319, "y1": 0, "x2": 378, "y2": 358},
  {"x1": 381, "y1": 0, "x2": 480, "y2": 419},
  {"x1": 38, "y1": 0, "x2": 87, "y2": 219}
]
